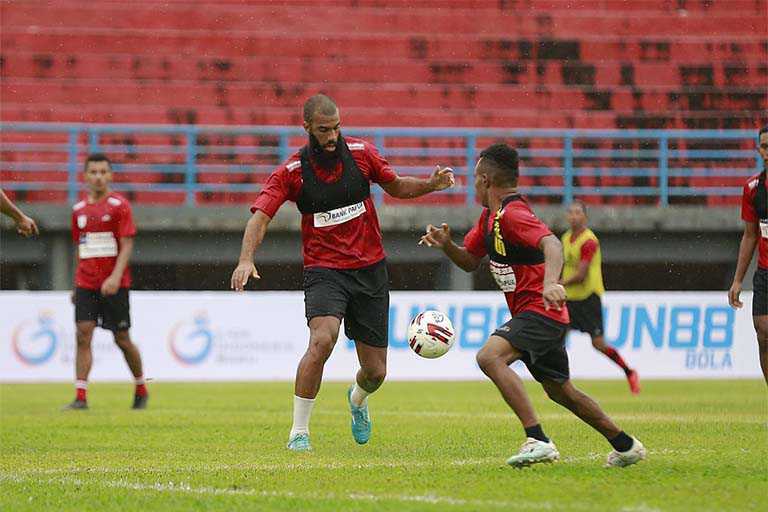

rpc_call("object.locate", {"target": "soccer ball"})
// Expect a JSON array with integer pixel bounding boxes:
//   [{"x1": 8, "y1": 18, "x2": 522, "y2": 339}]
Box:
[{"x1": 406, "y1": 310, "x2": 456, "y2": 359}]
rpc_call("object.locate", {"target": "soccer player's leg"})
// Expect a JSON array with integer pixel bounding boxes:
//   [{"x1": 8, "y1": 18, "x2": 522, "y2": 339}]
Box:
[
  {"x1": 289, "y1": 315, "x2": 341, "y2": 451},
  {"x1": 752, "y1": 267, "x2": 768, "y2": 385},
  {"x1": 344, "y1": 260, "x2": 389, "y2": 445},
  {"x1": 289, "y1": 267, "x2": 349, "y2": 451},
  {"x1": 538, "y1": 378, "x2": 645, "y2": 468},
  {"x1": 64, "y1": 288, "x2": 98, "y2": 410},
  {"x1": 578, "y1": 294, "x2": 640, "y2": 394},
  {"x1": 103, "y1": 288, "x2": 147, "y2": 409},
  {"x1": 348, "y1": 342, "x2": 386, "y2": 445},
  {"x1": 475, "y1": 325, "x2": 558, "y2": 467},
  {"x1": 590, "y1": 334, "x2": 640, "y2": 394}
]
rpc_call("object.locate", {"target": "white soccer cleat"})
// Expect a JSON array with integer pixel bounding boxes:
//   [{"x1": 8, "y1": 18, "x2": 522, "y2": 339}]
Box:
[
  {"x1": 605, "y1": 437, "x2": 646, "y2": 468},
  {"x1": 506, "y1": 438, "x2": 560, "y2": 467}
]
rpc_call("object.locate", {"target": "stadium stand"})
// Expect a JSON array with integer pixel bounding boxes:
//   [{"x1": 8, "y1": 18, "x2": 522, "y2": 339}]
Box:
[{"x1": 1, "y1": 0, "x2": 766, "y2": 206}]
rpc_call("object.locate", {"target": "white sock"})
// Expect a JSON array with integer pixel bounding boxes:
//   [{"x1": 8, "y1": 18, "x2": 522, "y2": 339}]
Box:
[
  {"x1": 289, "y1": 395, "x2": 315, "y2": 437},
  {"x1": 75, "y1": 379, "x2": 87, "y2": 390},
  {"x1": 350, "y1": 383, "x2": 370, "y2": 407},
  {"x1": 134, "y1": 376, "x2": 145, "y2": 386}
]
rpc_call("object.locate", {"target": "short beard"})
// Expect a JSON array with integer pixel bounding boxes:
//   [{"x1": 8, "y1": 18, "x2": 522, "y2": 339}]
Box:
[{"x1": 309, "y1": 133, "x2": 341, "y2": 169}]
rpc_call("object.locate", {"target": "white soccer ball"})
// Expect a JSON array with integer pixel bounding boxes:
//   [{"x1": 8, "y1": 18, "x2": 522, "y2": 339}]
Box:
[{"x1": 406, "y1": 310, "x2": 456, "y2": 359}]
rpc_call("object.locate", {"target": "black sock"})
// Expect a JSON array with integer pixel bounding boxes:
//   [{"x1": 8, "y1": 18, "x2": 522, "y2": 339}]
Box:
[
  {"x1": 609, "y1": 431, "x2": 634, "y2": 452},
  {"x1": 524, "y1": 424, "x2": 549, "y2": 443}
]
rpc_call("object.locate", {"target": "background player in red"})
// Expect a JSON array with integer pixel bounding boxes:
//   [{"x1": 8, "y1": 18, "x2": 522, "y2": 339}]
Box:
[
  {"x1": 560, "y1": 200, "x2": 640, "y2": 394},
  {"x1": 421, "y1": 143, "x2": 645, "y2": 468},
  {"x1": 729, "y1": 125, "x2": 768, "y2": 385},
  {"x1": 65, "y1": 154, "x2": 148, "y2": 410},
  {"x1": 230, "y1": 94, "x2": 454, "y2": 451},
  {"x1": 1, "y1": 188, "x2": 39, "y2": 237}
]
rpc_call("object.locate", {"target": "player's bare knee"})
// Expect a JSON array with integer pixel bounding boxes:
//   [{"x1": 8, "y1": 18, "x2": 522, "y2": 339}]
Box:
[
  {"x1": 307, "y1": 333, "x2": 336, "y2": 360},
  {"x1": 363, "y1": 365, "x2": 386, "y2": 385},
  {"x1": 541, "y1": 380, "x2": 569, "y2": 405},
  {"x1": 754, "y1": 318, "x2": 768, "y2": 345},
  {"x1": 75, "y1": 324, "x2": 94, "y2": 346},
  {"x1": 475, "y1": 349, "x2": 496, "y2": 373},
  {"x1": 113, "y1": 330, "x2": 132, "y2": 349}
]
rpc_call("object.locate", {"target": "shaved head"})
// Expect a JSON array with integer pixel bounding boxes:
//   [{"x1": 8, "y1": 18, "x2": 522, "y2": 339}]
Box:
[{"x1": 303, "y1": 94, "x2": 338, "y2": 124}]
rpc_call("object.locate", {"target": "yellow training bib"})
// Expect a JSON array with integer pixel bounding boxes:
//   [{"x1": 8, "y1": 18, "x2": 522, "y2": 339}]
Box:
[{"x1": 561, "y1": 228, "x2": 605, "y2": 301}]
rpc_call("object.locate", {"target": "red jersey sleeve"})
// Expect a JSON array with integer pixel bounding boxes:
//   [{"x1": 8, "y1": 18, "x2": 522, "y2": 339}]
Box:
[
  {"x1": 250, "y1": 166, "x2": 292, "y2": 217},
  {"x1": 463, "y1": 212, "x2": 488, "y2": 258},
  {"x1": 500, "y1": 205, "x2": 553, "y2": 249},
  {"x1": 364, "y1": 142, "x2": 397, "y2": 184},
  {"x1": 741, "y1": 182, "x2": 758, "y2": 223},
  {"x1": 580, "y1": 239, "x2": 598, "y2": 262},
  {"x1": 117, "y1": 201, "x2": 137, "y2": 238}
]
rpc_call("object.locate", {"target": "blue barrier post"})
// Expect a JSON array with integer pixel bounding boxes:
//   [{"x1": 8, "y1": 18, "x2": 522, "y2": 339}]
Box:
[
  {"x1": 185, "y1": 128, "x2": 197, "y2": 206},
  {"x1": 67, "y1": 128, "x2": 79, "y2": 205},
  {"x1": 88, "y1": 129, "x2": 100, "y2": 153},
  {"x1": 563, "y1": 135, "x2": 574, "y2": 204},
  {"x1": 659, "y1": 136, "x2": 669, "y2": 207},
  {"x1": 465, "y1": 134, "x2": 476, "y2": 205},
  {"x1": 278, "y1": 132, "x2": 290, "y2": 165}
]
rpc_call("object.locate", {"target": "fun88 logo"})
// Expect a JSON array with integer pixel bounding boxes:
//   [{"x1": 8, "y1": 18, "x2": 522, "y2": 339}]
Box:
[
  {"x1": 12, "y1": 311, "x2": 59, "y2": 366},
  {"x1": 168, "y1": 312, "x2": 214, "y2": 365},
  {"x1": 602, "y1": 303, "x2": 735, "y2": 370}
]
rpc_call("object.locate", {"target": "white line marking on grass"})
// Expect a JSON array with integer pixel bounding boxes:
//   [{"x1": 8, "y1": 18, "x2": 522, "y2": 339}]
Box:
[
  {"x1": 2, "y1": 447, "x2": 727, "y2": 477},
  {"x1": 0, "y1": 473, "x2": 597, "y2": 511},
  {"x1": 152, "y1": 409, "x2": 766, "y2": 423}
]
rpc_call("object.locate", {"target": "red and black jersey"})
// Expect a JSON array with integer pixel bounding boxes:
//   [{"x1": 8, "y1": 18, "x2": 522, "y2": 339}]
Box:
[
  {"x1": 464, "y1": 195, "x2": 569, "y2": 325},
  {"x1": 741, "y1": 172, "x2": 768, "y2": 270}
]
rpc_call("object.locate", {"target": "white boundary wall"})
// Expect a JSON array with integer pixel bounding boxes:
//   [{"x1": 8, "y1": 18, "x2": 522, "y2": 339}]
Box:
[{"x1": 1, "y1": 291, "x2": 760, "y2": 382}]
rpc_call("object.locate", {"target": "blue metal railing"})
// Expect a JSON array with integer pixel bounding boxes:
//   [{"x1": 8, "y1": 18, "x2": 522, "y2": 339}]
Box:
[{"x1": 0, "y1": 123, "x2": 760, "y2": 207}]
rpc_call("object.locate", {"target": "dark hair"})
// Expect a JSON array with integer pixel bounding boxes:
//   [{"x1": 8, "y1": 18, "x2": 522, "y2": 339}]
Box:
[
  {"x1": 84, "y1": 153, "x2": 112, "y2": 171},
  {"x1": 759, "y1": 125, "x2": 767, "y2": 137},
  {"x1": 303, "y1": 94, "x2": 338, "y2": 124},
  {"x1": 478, "y1": 143, "x2": 519, "y2": 186},
  {"x1": 571, "y1": 199, "x2": 588, "y2": 217}
]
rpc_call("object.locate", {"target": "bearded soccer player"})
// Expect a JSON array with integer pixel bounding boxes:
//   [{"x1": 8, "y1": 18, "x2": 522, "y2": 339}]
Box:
[
  {"x1": 231, "y1": 94, "x2": 454, "y2": 451},
  {"x1": 421, "y1": 143, "x2": 645, "y2": 468},
  {"x1": 729, "y1": 125, "x2": 768, "y2": 385},
  {"x1": 64, "y1": 154, "x2": 148, "y2": 410},
  {"x1": 560, "y1": 200, "x2": 640, "y2": 394}
]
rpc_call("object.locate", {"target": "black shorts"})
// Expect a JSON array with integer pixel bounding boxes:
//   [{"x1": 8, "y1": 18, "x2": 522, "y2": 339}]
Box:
[
  {"x1": 492, "y1": 311, "x2": 570, "y2": 383},
  {"x1": 74, "y1": 287, "x2": 131, "y2": 332},
  {"x1": 754, "y1": 267, "x2": 768, "y2": 317},
  {"x1": 303, "y1": 259, "x2": 389, "y2": 347},
  {"x1": 566, "y1": 293, "x2": 604, "y2": 337}
]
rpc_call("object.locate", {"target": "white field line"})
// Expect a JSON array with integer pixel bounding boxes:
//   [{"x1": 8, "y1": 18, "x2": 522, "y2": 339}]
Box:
[
  {"x1": 0, "y1": 473, "x2": 626, "y2": 511},
  {"x1": 1, "y1": 448, "x2": 735, "y2": 476},
  {"x1": 150, "y1": 408, "x2": 766, "y2": 423}
]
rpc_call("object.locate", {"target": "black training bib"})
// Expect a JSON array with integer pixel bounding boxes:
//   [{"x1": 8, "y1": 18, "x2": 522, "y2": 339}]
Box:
[{"x1": 296, "y1": 136, "x2": 370, "y2": 215}]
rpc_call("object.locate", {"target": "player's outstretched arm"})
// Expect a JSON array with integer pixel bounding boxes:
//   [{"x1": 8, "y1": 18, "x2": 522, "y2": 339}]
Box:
[
  {"x1": 0, "y1": 189, "x2": 39, "y2": 237},
  {"x1": 419, "y1": 223, "x2": 481, "y2": 272},
  {"x1": 380, "y1": 165, "x2": 455, "y2": 199},
  {"x1": 729, "y1": 221, "x2": 759, "y2": 309},
  {"x1": 231, "y1": 210, "x2": 272, "y2": 291}
]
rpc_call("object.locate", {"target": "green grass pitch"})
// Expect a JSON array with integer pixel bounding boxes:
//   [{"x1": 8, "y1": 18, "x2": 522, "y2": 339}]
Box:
[{"x1": 1, "y1": 380, "x2": 766, "y2": 511}]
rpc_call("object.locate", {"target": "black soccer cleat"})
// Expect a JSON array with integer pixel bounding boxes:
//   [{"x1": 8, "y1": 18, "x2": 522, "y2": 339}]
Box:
[
  {"x1": 62, "y1": 399, "x2": 88, "y2": 411},
  {"x1": 132, "y1": 394, "x2": 149, "y2": 410}
]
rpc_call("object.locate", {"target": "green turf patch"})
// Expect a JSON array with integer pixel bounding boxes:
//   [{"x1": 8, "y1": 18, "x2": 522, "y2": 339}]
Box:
[{"x1": 1, "y1": 380, "x2": 766, "y2": 511}]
